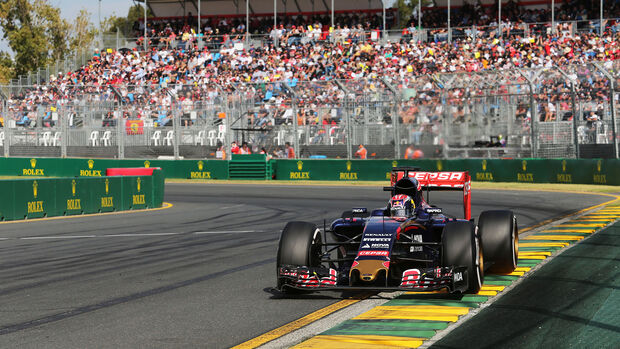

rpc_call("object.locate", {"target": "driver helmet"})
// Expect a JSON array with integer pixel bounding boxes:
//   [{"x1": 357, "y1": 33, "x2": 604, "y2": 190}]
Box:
[{"x1": 389, "y1": 194, "x2": 415, "y2": 217}]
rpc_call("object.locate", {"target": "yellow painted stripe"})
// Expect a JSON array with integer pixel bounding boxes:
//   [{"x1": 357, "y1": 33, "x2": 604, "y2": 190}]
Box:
[
  {"x1": 519, "y1": 242, "x2": 569, "y2": 247},
  {"x1": 558, "y1": 224, "x2": 607, "y2": 227},
  {"x1": 477, "y1": 290, "x2": 498, "y2": 296},
  {"x1": 518, "y1": 255, "x2": 547, "y2": 260},
  {"x1": 580, "y1": 215, "x2": 618, "y2": 218},
  {"x1": 515, "y1": 267, "x2": 531, "y2": 272},
  {"x1": 232, "y1": 297, "x2": 366, "y2": 349},
  {"x1": 572, "y1": 219, "x2": 614, "y2": 222},
  {"x1": 505, "y1": 271, "x2": 525, "y2": 276},
  {"x1": 518, "y1": 251, "x2": 553, "y2": 256},
  {"x1": 519, "y1": 193, "x2": 620, "y2": 234},
  {"x1": 294, "y1": 335, "x2": 424, "y2": 348},
  {"x1": 523, "y1": 235, "x2": 584, "y2": 241},
  {"x1": 354, "y1": 305, "x2": 469, "y2": 322},
  {"x1": 542, "y1": 229, "x2": 595, "y2": 233},
  {"x1": 0, "y1": 202, "x2": 174, "y2": 225},
  {"x1": 481, "y1": 285, "x2": 506, "y2": 291}
]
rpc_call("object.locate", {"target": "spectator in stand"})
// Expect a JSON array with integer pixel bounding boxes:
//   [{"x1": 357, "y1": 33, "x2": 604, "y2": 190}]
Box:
[
  {"x1": 273, "y1": 146, "x2": 285, "y2": 159},
  {"x1": 285, "y1": 142, "x2": 295, "y2": 158},
  {"x1": 404, "y1": 145, "x2": 415, "y2": 159},
  {"x1": 240, "y1": 141, "x2": 252, "y2": 154},
  {"x1": 216, "y1": 141, "x2": 226, "y2": 159},
  {"x1": 231, "y1": 141, "x2": 240, "y2": 154},
  {"x1": 355, "y1": 144, "x2": 368, "y2": 159}
]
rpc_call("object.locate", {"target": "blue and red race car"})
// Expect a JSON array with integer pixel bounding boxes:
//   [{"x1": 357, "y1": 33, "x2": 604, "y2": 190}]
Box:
[{"x1": 276, "y1": 167, "x2": 519, "y2": 294}]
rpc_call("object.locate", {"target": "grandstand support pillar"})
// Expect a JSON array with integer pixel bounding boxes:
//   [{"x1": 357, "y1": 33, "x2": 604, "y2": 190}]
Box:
[
  {"x1": 594, "y1": 62, "x2": 619, "y2": 158},
  {"x1": 292, "y1": 97, "x2": 299, "y2": 158},
  {"x1": 610, "y1": 86, "x2": 619, "y2": 159},
  {"x1": 4, "y1": 119, "x2": 10, "y2": 157},
  {"x1": 418, "y1": 0, "x2": 421, "y2": 33},
  {"x1": 331, "y1": 0, "x2": 334, "y2": 28},
  {"x1": 382, "y1": 0, "x2": 386, "y2": 41},
  {"x1": 529, "y1": 88, "x2": 537, "y2": 158},
  {"x1": 274, "y1": 0, "x2": 277, "y2": 32},
  {"x1": 346, "y1": 98, "x2": 352, "y2": 160},
  {"x1": 447, "y1": 0, "x2": 451, "y2": 44},
  {"x1": 117, "y1": 102, "x2": 125, "y2": 159},
  {"x1": 381, "y1": 77, "x2": 401, "y2": 159},
  {"x1": 519, "y1": 70, "x2": 538, "y2": 158},
  {"x1": 498, "y1": 0, "x2": 502, "y2": 41},
  {"x1": 173, "y1": 104, "x2": 180, "y2": 160},
  {"x1": 144, "y1": 0, "x2": 148, "y2": 52},
  {"x1": 363, "y1": 99, "x2": 369, "y2": 146},
  {"x1": 571, "y1": 85, "x2": 580, "y2": 158},
  {"x1": 600, "y1": 0, "x2": 603, "y2": 36},
  {"x1": 61, "y1": 108, "x2": 67, "y2": 158},
  {"x1": 557, "y1": 67, "x2": 580, "y2": 158},
  {"x1": 551, "y1": 0, "x2": 555, "y2": 35}
]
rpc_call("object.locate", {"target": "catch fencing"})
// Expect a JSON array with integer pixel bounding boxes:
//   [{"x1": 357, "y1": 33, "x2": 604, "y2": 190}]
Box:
[{"x1": 0, "y1": 62, "x2": 618, "y2": 160}]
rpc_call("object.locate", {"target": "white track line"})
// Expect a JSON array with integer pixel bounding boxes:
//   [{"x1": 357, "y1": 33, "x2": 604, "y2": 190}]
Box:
[
  {"x1": 20, "y1": 235, "x2": 97, "y2": 240},
  {"x1": 103, "y1": 233, "x2": 179, "y2": 237},
  {"x1": 193, "y1": 231, "x2": 258, "y2": 234}
]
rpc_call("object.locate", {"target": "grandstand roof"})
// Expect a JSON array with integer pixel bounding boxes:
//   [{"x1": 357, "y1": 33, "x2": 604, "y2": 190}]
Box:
[{"x1": 135, "y1": 0, "x2": 388, "y2": 18}]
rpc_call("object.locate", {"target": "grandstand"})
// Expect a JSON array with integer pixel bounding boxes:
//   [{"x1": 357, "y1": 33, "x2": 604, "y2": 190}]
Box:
[{"x1": 0, "y1": 0, "x2": 618, "y2": 160}]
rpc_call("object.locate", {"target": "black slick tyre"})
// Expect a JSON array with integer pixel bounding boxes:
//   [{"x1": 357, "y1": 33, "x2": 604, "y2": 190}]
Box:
[
  {"x1": 442, "y1": 221, "x2": 483, "y2": 294},
  {"x1": 478, "y1": 210, "x2": 518, "y2": 274},
  {"x1": 276, "y1": 221, "x2": 322, "y2": 291}
]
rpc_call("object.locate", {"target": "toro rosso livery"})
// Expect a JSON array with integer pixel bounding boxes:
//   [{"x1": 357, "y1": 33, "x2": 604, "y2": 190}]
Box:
[{"x1": 276, "y1": 167, "x2": 519, "y2": 294}]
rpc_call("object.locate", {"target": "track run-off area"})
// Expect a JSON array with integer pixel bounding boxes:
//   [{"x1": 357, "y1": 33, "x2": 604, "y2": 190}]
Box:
[{"x1": 0, "y1": 182, "x2": 618, "y2": 348}]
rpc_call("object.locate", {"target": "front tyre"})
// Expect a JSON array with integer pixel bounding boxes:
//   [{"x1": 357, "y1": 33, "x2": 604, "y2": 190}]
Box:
[
  {"x1": 276, "y1": 221, "x2": 322, "y2": 291},
  {"x1": 442, "y1": 221, "x2": 483, "y2": 294},
  {"x1": 478, "y1": 210, "x2": 518, "y2": 274}
]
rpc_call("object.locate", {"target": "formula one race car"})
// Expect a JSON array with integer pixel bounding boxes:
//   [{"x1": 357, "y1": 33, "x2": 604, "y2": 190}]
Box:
[{"x1": 276, "y1": 167, "x2": 519, "y2": 294}]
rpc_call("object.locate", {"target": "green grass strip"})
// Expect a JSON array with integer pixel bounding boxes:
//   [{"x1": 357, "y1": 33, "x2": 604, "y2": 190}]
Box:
[
  {"x1": 482, "y1": 280, "x2": 513, "y2": 286},
  {"x1": 322, "y1": 327, "x2": 437, "y2": 338},
  {"x1": 517, "y1": 262, "x2": 541, "y2": 267},
  {"x1": 336, "y1": 320, "x2": 449, "y2": 330},
  {"x1": 460, "y1": 295, "x2": 490, "y2": 302},
  {"x1": 485, "y1": 275, "x2": 520, "y2": 282}
]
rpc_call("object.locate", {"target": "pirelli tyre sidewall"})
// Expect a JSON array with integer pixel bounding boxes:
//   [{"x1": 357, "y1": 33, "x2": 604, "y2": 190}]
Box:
[
  {"x1": 276, "y1": 221, "x2": 322, "y2": 290},
  {"x1": 442, "y1": 221, "x2": 483, "y2": 294},
  {"x1": 478, "y1": 210, "x2": 518, "y2": 274}
]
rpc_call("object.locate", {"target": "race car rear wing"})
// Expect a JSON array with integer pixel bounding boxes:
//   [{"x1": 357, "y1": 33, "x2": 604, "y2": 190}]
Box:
[{"x1": 384, "y1": 167, "x2": 472, "y2": 220}]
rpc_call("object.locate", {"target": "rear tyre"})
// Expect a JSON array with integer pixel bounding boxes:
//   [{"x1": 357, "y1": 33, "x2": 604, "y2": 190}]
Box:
[
  {"x1": 276, "y1": 221, "x2": 322, "y2": 292},
  {"x1": 478, "y1": 210, "x2": 518, "y2": 274},
  {"x1": 442, "y1": 221, "x2": 483, "y2": 294}
]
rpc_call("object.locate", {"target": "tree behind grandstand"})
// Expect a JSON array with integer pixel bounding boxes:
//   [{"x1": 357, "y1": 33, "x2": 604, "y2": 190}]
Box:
[{"x1": 0, "y1": 0, "x2": 96, "y2": 83}]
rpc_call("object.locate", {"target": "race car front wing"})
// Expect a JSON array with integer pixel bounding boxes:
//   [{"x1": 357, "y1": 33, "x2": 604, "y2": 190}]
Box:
[{"x1": 277, "y1": 265, "x2": 470, "y2": 293}]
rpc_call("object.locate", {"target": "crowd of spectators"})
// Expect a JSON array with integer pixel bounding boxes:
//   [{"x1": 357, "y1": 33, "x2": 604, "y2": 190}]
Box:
[{"x1": 3, "y1": 1, "x2": 619, "y2": 150}]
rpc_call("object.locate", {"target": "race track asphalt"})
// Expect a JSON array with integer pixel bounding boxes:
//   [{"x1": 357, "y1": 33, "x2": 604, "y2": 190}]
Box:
[{"x1": 0, "y1": 183, "x2": 611, "y2": 348}]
